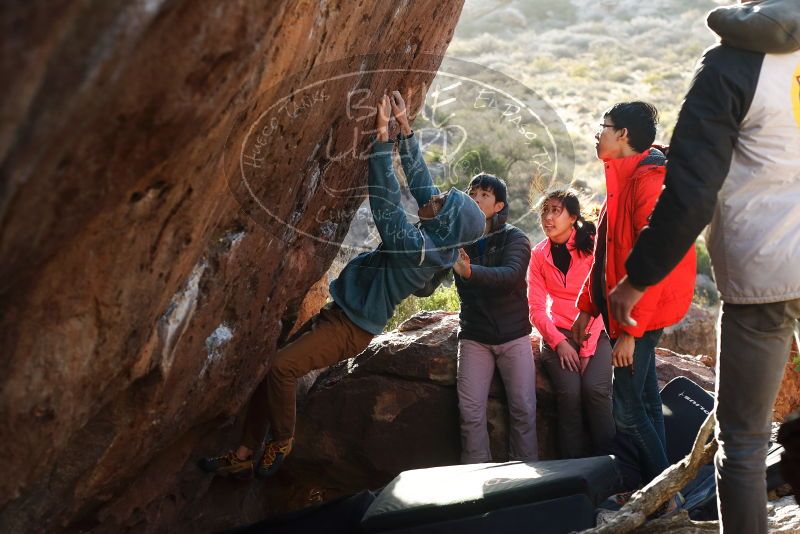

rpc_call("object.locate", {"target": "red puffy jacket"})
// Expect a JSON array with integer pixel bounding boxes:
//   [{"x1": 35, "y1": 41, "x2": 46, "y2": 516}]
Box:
[{"x1": 578, "y1": 148, "x2": 696, "y2": 339}]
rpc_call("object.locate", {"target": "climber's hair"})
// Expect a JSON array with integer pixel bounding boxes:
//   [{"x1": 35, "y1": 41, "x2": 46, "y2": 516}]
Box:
[
  {"x1": 538, "y1": 189, "x2": 596, "y2": 255},
  {"x1": 467, "y1": 173, "x2": 507, "y2": 206},
  {"x1": 604, "y1": 101, "x2": 659, "y2": 153}
]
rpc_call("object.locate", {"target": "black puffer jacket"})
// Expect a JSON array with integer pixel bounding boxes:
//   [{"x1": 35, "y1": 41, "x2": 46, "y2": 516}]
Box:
[{"x1": 418, "y1": 206, "x2": 532, "y2": 345}]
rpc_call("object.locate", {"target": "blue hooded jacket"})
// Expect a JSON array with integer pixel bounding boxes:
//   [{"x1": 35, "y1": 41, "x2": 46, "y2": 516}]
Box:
[{"x1": 329, "y1": 133, "x2": 485, "y2": 334}]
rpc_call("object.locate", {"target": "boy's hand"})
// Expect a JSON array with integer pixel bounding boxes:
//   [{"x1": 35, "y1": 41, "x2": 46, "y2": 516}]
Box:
[
  {"x1": 612, "y1": 332, "x2": 635, "y2": 369},
  {"x1": 608, "y1": 276, "x2": 643, "y2": 327},
  {"x1": 453, "y1": 248, "x2": 472, "y2": 279},
  {"x1": 571, "y1": 311, "x2": 592, "y2": 345},
  {"x1": 390, "y1": 90, "x2": 412, "y2": 136},
  {"x1": 376, "y1": 94, "x2": 391, "y2": 142}
]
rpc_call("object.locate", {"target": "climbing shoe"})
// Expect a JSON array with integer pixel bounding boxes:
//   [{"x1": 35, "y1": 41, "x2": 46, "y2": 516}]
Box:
[
  {"x1": 197, "y1": 451, "x2": 253, "y2": 478},
  {"x1": 255, "y1": 438, "x2": 294, "y2": 479}
]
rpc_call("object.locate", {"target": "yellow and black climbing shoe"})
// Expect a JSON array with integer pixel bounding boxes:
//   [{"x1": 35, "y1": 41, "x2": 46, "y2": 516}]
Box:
[
  {"x1": 197, "y1": 451, "x2": 253, "y2": 479},
  {"x1": 255, "y1": 438, "x2": 293, "y2": 479}
]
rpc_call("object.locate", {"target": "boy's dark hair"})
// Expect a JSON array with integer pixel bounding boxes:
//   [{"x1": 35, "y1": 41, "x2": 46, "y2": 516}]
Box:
[
  {"x1": 467, "y1": 173, "x2": 507, "y2": 205},
  {"x1": 604, "y1": 101, "x2": 659, "y2": 153},
  {"x1": 539, "y1": 189, "x2": 596, "y2": 255}
]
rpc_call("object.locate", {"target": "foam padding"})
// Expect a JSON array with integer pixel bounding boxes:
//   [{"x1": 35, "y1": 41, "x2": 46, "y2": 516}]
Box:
[{"x1": 361, "y1": 456, "x2": 620, "y2": 532}]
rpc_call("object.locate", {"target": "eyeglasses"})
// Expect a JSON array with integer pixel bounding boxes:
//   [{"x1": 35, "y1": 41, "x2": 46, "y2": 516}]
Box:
[{"x1": 599, "y1": 123, "x2": 617, "y2": 130}]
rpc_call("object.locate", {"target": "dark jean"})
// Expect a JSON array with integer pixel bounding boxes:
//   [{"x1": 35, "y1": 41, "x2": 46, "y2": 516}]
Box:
[{"x1": 611, "y1": 329, "x2": 668, "y2": 483}]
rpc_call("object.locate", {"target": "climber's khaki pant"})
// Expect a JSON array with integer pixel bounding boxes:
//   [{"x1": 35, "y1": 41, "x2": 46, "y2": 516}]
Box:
[{"x1": 242, "y1": 302, "x2": 374, "y2": 448}]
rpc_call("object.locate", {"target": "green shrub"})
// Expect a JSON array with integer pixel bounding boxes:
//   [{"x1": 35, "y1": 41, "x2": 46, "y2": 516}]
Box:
[
  {"x1": 455, "y1": 145, "x2": 510, "y2": 184},
  {"x1": 385, "y1": 282, "x2": 461, "y2": 331},
  {"x1": 696, "y1": 239, "x2": 713, "y2": 278}
]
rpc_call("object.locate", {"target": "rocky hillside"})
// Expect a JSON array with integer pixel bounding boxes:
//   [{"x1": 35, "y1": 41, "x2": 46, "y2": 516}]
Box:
[
  {"x1": 451, "y1": 0, "x2": 723, "y2": 210},
  {"x1": 0, "y1": 2, "x2": 465, "y2": 532},
  {"x1": 333, "y1": 0, "x2": 725, "y2": 272}
]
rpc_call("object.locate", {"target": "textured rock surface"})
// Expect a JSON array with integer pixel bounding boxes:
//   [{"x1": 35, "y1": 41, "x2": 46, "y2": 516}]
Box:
[
  {"x1": 768, "y1": 496, "x2": 800, "y2": 533},
  {"x1": 657, "y1": 305, "x2": 800, "y2": 421},
  {"x1": 659, "y1": 303, "x2": 718, "y2": 360},
  {"x1": 286, "y1": 311, "x2": 558, "y2": 505},
  {"x1": 0, "y1": 2, "x2": 464, "y2": 532},
  {"x1": 775, "y1": 342, "x2": 800, "y2": 423},
  {"x1": 655, "y1": 348, "x2": 716, "y2": 392},
  {"x1": 285, "y1": 311, "x2": 797, "y2": 513}
]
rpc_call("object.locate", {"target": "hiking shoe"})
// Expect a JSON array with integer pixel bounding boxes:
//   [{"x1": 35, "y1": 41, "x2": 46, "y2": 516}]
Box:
[
  {"x1": 197, "y1": 451, "x2": 253, "y2": 478},
  {"x1": 255, "y1": 438, "x2": 293, "y2": 479}
]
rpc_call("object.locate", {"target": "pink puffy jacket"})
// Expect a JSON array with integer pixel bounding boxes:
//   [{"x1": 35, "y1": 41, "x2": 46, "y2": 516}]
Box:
[{"x1": 527, "y1": 229, "x2": 604, "y2": 357}]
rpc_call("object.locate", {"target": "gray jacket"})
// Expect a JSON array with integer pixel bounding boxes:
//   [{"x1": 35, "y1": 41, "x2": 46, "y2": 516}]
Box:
[{"x1": 627, "y1": 0, "x2": 800, "y2": 304}]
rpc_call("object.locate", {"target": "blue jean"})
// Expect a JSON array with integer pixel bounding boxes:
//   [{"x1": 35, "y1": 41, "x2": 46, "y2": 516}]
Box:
[{"x1": 612, "y1": 329, "x2": 668, "y2": 483}]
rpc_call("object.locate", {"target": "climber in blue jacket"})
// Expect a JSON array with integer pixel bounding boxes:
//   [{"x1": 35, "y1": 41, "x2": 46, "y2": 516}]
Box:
[{"x1": 199, "y1": 91, "x2": 485, "y2": 479}]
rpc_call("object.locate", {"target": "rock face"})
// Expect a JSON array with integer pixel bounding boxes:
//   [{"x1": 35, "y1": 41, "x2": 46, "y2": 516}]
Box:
[
  {"x1": 285, "y1": 311, "x2": 558, "y2": 507},
  {"x1": 283, "y1": 311, "x2": 719, "y2": 507},
  {"x1": 657, "y1": 304, "x2": 800, "y2": 421},
  {"x1": 776, "y1": 342, "x2": 800, "y2": 423},
  {"x1": 659, "y1": 303, "x2": 718, "y2": 360},
  {"x1": 655, "y1": 348, "x2": 716, "y2": 392},
  {"x1": 0, "y1": 2, "x2": 465, "y2": 532},
  {"x1": 281, "y1": 310, "x2": 795, "y2": 514},
  {"x1": 768, "y1": 496, "x2": 800, "y2": 534}
]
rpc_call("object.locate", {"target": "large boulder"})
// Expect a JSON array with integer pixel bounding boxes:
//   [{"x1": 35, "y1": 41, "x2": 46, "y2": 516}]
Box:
[
  {"x1": 655, "y1": 347, "x2": 716, "y2": 392},
  {"x1": 659, "y1": 303, "x2": 718, "y2": 361},
  {"x1": 258, "y1": 311, "x2": 798, "y2": 520},
  {"x1": 0, "y1": 2, "x2": 466, "y2": 532},
  {"x1": 658, "y1": 304, "x2": 800, "y2": 420},
  {"x1": 775, "y1": 341, "x2": 800, "y2": 423},
  {"x1": 286, "y1": 311, "x2": 558, "y2": 507}
]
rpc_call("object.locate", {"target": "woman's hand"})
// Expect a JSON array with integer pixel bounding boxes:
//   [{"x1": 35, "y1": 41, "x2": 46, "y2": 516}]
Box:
[
  {"x1": 612, "y1": 332, "x2": 636, "y2": 369},
  {"x1": 376, "y1": 94, "x2": 391, "y2": 142},
  {"x1": 390, "y1": 90, "x2": 412, "y2": 136},
  {"x1": 555, "y1": 340, "x2": 581, "y2": 373},
  {"x1": 571, "y1": 311, "x2": 592, "y2": 345},
  {"x1": 453, "y1": 248, "x2": 472, "y2": 279}
]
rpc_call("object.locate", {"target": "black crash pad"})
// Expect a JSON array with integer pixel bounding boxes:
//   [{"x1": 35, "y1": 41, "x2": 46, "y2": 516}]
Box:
[
  {"x1": 660, "y1": 376, "x2": 715, "y2": 464},
  {"x1": 374, "y1": 493, "x2": 597, "y2": 534},
  {"x1": 360, "y1": 456, "x2": 620, "y2": 532}
]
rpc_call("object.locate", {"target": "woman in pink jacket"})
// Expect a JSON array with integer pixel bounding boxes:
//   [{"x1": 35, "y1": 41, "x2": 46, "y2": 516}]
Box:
[{"x1": 528, "y1": 190, "x2": 614, "y2": 458}]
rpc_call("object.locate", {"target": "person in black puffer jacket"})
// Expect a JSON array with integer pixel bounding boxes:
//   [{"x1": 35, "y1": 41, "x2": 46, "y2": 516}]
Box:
[{"x1": 420, "y1": 173, "x2": 537, "y2": 463}]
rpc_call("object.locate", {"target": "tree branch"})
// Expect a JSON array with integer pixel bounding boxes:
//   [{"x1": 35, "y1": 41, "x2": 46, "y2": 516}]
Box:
[{"x1": 578, "y1": 410, "x2": 717, "y2": 534}]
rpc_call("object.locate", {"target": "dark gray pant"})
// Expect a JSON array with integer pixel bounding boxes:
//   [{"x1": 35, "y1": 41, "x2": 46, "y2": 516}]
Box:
[
  {"x1": 540, "y1": 328, "x2": 615, "y2": 458},
  {"x1": 716, "y1": 298, "x2": 800, "y2": 534},
  {"x1": 457, "y1": 336, "x2": 538, "y2": 463}
]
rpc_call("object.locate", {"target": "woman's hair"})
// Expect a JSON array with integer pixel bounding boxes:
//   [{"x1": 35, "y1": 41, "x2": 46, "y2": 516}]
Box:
[
  {"x1": 540, "y1": 189, "x2": 596, "y2": 255},
  {"x1": 604, "y1": 101, "x2": 659, "y2": 153}
]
